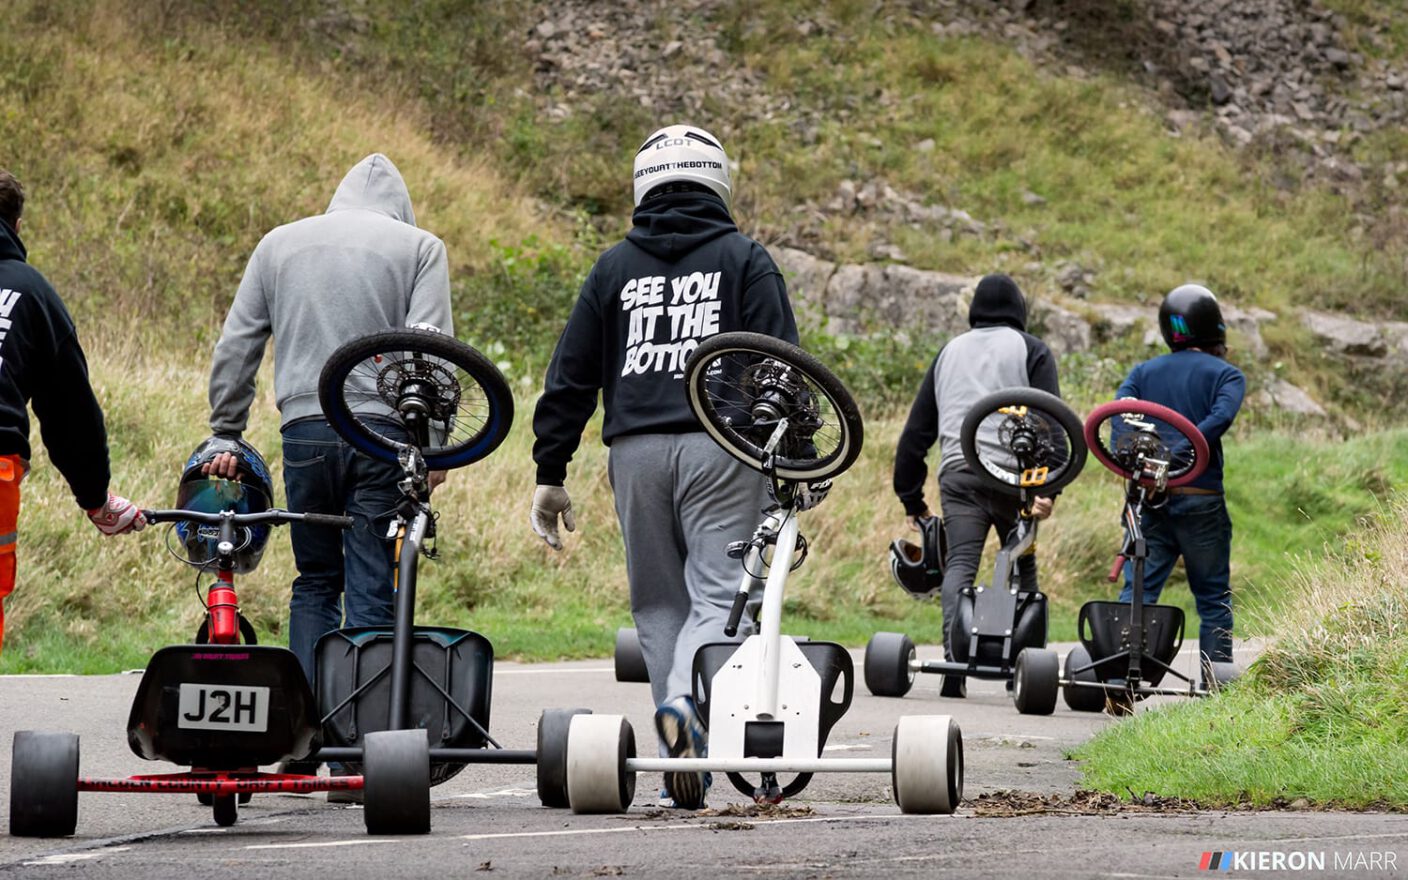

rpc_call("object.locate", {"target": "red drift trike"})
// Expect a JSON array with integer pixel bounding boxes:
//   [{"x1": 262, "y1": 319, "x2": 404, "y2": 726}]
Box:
[{"x1": 9, "y1": 329, "x2": 519, "y2": 837}]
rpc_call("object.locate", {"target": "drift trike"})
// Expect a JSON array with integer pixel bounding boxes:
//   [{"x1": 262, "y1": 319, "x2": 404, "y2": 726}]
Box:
[
  {"x1": 864, "y1": 388, "x2": 1087, "y2": 715},
  {"x1": 540, "y1": 332, "x2": 963, "y2": 814},
  {"x1": 1014, "y1": 398, "x2": 1240, "y2": 716},
  {"x1": 8, "y1": 329, "x2": 524, "y2": 837}
]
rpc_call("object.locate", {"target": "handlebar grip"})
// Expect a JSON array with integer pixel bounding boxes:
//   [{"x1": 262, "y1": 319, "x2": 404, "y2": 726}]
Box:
[
  {"x1": 300, "y1": 513, "x2": 356, "y2": 529},
  {"x1": 723, "y1": 591, "x2": 750, "y2": 638},
  {"x1": 1107, "y1": 554, "x2": 1126, "y2": 583}
]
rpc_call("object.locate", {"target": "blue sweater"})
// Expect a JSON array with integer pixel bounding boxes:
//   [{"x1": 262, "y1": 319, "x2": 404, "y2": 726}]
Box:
[{"x1": 1116, "y1": 350, "x2": 1245, "y2": 492}]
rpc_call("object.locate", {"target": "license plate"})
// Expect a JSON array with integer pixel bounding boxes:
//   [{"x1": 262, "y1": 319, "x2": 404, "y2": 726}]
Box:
[{"x1": 177, "y1": 683, "x2": 270, "y2": 733}]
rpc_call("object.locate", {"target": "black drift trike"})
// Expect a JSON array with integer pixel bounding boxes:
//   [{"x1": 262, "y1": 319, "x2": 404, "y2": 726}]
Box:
[
  {"x1": 1014, "y1": 397, "x2": 1241, "y2": 716},
  {"x1": 864, "y1": 388, "x2": 1088, "y2": 714}
]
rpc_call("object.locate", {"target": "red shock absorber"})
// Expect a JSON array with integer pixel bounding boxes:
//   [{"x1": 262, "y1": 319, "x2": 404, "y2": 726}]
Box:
[{"x1": 208, "y1": 569, "x2": 240, "y2": 644}]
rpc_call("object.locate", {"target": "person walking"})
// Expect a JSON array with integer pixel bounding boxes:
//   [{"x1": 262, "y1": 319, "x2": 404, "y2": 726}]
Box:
[{"x1": 529, "y1": 125, "x2": 800, "y2": 808}]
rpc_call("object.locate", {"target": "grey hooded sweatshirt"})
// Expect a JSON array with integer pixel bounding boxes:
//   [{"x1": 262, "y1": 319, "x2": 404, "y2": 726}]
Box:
[{"x1": 208, "y1": 153, "x2": 453, "y2": 436}]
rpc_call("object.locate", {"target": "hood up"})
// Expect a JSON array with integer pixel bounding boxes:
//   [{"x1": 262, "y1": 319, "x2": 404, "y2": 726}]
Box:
[
  {"x1": 968, "y1": 273, "x2": 1027, "y2": 331},
  {"x1": 326, "y1": 153, "x2": 417, "y2": 226},
  {"x1": 626, "y1": 191, "x2": 736, "y2": 260}
]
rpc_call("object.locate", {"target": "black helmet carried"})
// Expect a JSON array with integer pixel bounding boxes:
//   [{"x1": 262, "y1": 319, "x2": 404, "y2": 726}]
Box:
[
  {"x1": 174, "y1": 437, "x2": 275, "y2": 573},
  {"x1": 1158, "y1": 284, "x2": 1226, "y2": 352},
  {"x1": 889, "y1": 515, "x2": 947, "y2": 599}
]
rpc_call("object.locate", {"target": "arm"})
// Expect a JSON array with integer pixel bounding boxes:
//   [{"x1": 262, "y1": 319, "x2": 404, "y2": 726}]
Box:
[
  {"x1": 893, "y1": 354, "x2": 940, "y2": 517},
  {"x1": 405, "y1": 236, "x2": 453, "y2": 334},
  {"x1": 532, "y1": 276, "x2": 605, "y2": 485},
  {"x1": 741, "y1": 261, "x2": 800, "y2": 344},
  {"x1": 1195, "y1": 367, "x2": 1245, "y2": 445},
  {"x1": 1115, "y1": 364, "x2": 1140, "y2": 400},
  {"x1": 1024, "y1": 334, "x2": 1060, "y2": 397},
  {"x1": 31, "y1": 329, "x2": 110, "y2": 510},
  {"x1": 208, "y1": 247, "x2": 272, "y2": 438}
]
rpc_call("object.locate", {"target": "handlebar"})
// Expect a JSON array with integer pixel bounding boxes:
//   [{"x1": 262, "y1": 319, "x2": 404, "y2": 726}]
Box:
[
  {"x1": 142, "y1": 508, "x2": 355, "y2": 530},
  {"x1": 723, "y1": 590, "x2": 750, "y2": 638}
]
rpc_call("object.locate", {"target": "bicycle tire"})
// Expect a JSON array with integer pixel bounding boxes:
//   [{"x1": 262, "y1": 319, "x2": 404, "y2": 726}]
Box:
[
  {"x1": 958, "y1": 388, "x2": 1087, "y2": 496},
  {"x1": 684, "y1": 332, "x2": 864, "y2": 482},
  {"x1": 1084, "y1": 399, "x2": 1209, "y2": 487},
  {"x1": 318, "y1": 329, "x2": 513, "y2": 471}
]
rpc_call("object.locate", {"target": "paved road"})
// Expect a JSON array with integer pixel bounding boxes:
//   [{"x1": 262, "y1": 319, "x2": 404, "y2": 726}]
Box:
[{"x1": 3, "y1": 642, "x2": 1404, "y2": 879}]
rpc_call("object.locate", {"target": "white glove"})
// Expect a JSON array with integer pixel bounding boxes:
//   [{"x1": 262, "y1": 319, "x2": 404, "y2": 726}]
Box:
[
  {"x1": 794, "y1": 479, "x2": 832, "y2": 512},
  {"x1": 530, "y1": 485, "x2": 575, "y2": 550},
  {"x1": 87, "y1": 492, "x2": 147, "y2": 536}
]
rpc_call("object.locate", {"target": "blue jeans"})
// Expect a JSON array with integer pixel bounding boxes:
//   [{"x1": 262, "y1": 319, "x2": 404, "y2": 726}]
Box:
[
  {"x1": 281, "y1": 419, "x2": 403, "y2": 684},
  {"x1": 1119, "y1": 493, "x2": 1234, "y2": 663}
]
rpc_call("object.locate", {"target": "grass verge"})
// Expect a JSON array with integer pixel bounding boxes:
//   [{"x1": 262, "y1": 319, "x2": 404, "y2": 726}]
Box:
[{"x1": 1075, "y1": 499, "x2": 1408, "y2": 808}]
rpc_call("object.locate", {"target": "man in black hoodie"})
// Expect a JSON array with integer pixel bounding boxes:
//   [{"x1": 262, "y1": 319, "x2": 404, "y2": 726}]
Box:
[
  {"x1": 0, "y1": 169, "x2": 145, "y2": 654},
  {"x1": 530, "y1": 126, "x2": 798, "y2": 809},
  {"x1": 892, "y1": 274, "x2": 1059, "y2": 697}
]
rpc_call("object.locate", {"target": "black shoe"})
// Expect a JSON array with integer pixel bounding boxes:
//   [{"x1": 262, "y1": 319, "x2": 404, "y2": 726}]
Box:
[
  {"x1": 940, "y1": 675, "x2": 967, "y2": 699},
  {"x1": 328, "y1": 766, "x2": 364, "y2": 804}
]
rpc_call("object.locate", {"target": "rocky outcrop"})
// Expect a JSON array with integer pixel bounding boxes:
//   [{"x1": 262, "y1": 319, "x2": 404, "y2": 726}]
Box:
[
  {"x1": 1257, "y1": 379, "x2": 1328, "y2": 418},
  {"x1": 1301, "y1": 310, "x2": 1408, "y2": 363}
]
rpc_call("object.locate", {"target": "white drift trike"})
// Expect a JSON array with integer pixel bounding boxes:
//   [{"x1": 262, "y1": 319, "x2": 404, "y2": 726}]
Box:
[{"x1": 543, "y1": 332, "x2": 963, "y2": 816}]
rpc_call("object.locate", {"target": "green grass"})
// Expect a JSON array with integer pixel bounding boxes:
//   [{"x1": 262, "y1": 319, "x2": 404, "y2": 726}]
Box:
[{"x1": 1076, "y1": 500, "x2": 1408, "y2": 808}]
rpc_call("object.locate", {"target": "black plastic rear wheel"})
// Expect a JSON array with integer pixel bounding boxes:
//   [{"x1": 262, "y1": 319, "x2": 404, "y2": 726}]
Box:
[
  {"x1": 1061, "y1": 645, "x2": 1106, "y2": 713},
  {"x1": 537, "y1": 708, "x2": 592, "y2": 808},
  {"x1": 363, "y1": 730, "x2": 431, "y2": 834},
  {"x1": 613, "y1": 628, "x2": 649, "y2": 683},
  {"x1": 1012, "y1": 648, "x2": 1060, "y2": 715},
  {"x1": 9, "y1": 731, "x2": 79, "y2": 837},
  {"x1": 685, "y1": 332, "x2": 863, "y2": 482},
  {"x1": 319, "y1": 329, "x2": 513, "y2": 471},
  {"x1": 212, "y1": 794, "x2": 237, "y2": 827},
  {"x1": 863, "y1": 632, "x2": 915, "y2": 697}
]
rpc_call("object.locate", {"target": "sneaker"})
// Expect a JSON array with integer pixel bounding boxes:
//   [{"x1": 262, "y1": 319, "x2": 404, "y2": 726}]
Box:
[
  {"x1": 654, "y1": 696, "x2": 710, "y2": 810},
  {"x1": 328, "y1": 765, "x2": 364, "y2": 805},
  {"x1": 940, "y1": 675, "x2": 967, "y2": 699}
]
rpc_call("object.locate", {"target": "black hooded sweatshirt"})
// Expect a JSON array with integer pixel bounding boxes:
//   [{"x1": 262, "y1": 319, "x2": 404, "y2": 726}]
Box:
[
  {"x1": 533, "y1": 192, "x2": 798, "y2": 485},
  {"x1": 0, "y1": 219, "x2": 111, "y2": 509}
]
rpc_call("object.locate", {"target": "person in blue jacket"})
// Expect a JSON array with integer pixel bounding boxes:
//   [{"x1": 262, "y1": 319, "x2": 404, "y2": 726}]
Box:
[{"x1": 1116, "y1": 284, "x2": 1245, "y2": 665}]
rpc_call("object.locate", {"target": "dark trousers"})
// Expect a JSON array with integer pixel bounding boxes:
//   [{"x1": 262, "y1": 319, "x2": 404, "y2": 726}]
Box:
[
  {"x1": 938, "y1": 467, "x2": 1037, "y2": 658},
  {"x1": 281, "y1": 418, "x2": 404, "y2": 684},
  {"x1": 1119, "y1": 493, "x2": 1234, "y2": 663}
]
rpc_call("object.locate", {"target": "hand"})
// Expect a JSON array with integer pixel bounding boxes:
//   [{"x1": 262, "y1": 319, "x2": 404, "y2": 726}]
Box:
[
  {"x1": 793, "y1": 479, "x2": 831, "y2": 511},
  {"x1": 1031, "y1": 496, "x2": 1054, "y2": 520},
  {"x1": 87, "y1": 492, "x2": 147, "y2": 535},
  {"x1": 530, "y1": 485, "x2": 575, "y2": 550},
  {"x1": 428, "y1": 470, "x2": 447, "y2": 491},
  {"x1": 908, "y1": 508, "x2": 932, "y2": 531},
  {"x1": 201, "y1": 451, "x2": 240, "y2": 480}
]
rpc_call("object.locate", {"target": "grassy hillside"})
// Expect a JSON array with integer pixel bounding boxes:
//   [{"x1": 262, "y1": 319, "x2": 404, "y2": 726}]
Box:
[{"x1": 1, "y1": 0, "x2": 1406, "y2": 671}]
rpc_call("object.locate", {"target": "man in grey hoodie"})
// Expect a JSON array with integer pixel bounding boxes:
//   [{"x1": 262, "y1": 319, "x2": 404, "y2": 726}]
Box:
[{"x1": 204, "y1": 153, "x2": 452, "y2": 685}]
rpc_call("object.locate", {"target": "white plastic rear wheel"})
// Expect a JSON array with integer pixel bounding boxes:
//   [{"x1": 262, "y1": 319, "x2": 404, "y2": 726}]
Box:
[
  {"x1": 892, "y1": 715, "x2": 962, "y2": 815},
  {"x1": 565, "y1": 714, "x2": 636, "y2": 814}
]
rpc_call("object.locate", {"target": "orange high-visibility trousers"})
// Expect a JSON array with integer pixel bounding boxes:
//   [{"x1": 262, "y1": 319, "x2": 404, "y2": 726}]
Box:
[{"x1": 0, "y1": 455, "x2": 24, "y2": 654}]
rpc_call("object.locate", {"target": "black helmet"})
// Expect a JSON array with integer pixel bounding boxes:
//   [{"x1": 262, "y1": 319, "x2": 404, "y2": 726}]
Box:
[
  {"x1": 889, "y1": 515, "x2": 947, "y2": 599},
  {"x1": 1158, "y1": 284, "x2": 1225, "y2": 351},
  {"x1": 174, "y1": 437, "x2": 275, "y2": 573}
]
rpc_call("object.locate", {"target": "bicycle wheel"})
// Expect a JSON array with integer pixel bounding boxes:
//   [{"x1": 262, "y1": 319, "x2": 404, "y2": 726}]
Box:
[
  {"x1": 684, "y1": 332, "x2": 863, "y2": 482},
  {"x1": 1083, "y1": 399, "x2": 1209, "y2": 488},
  {"x1": 318, "y1": 329, "x2": 513, "y2": 471},
  {"x1": 958, "y1": 388, "x2": 1087, "y2": 496}
]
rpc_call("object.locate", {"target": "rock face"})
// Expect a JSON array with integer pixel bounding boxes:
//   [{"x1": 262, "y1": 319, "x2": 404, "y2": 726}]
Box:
[
  {"x1": 1301, "y1": 310, "x2": 1390, "y2": 357},
  {"x1": 1257, "y1": 379, "x2": 1328, "y2": 418}
]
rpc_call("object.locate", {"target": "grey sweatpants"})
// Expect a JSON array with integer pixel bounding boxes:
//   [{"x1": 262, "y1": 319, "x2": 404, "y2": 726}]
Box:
[{"x1": 608, "y1": 433, "x2": 770, "y2": 709}]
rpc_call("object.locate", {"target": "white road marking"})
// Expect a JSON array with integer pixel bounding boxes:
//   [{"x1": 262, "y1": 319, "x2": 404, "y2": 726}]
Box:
[
  {"x1": 22, "y1": 846, "x2": 131, "y2": 866},
  {"x1": 244, "y1": 839, "x2": 404, "y2": 850},
  {"x1": 451, "y1": 787, "x2": 537, "y2": 800},
  {"x1": 494, "y1": 667, "x2": 613, "y2": 675},
  {"x1": 456, "y1": 812, "x2": 933, "y2": 842}
]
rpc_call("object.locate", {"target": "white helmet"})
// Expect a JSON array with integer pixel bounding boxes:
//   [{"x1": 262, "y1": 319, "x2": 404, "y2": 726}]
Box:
[{"x1": 632, "y1": 125, "x2": 731, "y2": 208}]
